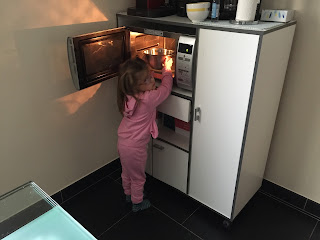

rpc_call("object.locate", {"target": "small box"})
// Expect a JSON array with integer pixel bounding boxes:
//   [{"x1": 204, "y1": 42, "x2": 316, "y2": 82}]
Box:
[
  {"x1": 261, "y1": 10, "x2": 295, "y2": 23},
  {"x1": 175, "y1": 118, "x2": 190, "y2": 137}
]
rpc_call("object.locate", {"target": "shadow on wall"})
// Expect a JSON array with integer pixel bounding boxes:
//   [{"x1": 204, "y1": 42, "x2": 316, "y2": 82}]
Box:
[
  {"x1": 2, "y1": 0, "x2": 135, "y2": 118},
  {"x1": 264, "y1": 0, "x2": 320, "y2": 190},
  {"x1": 1, "y1": 0, "x2": 136, "y2": 117},
  {"x1": 0, "y1": 0, "x2": 134, "y2": 196},
  {"x1": 12, "y1": 22, "x2": 118, "y2": 117},
  {"x1": 262, "y1": 0, "x2": 300, "y2": 10},
  {"x1": 3, "y1": 21, "x2": 122, "y2": 169}
]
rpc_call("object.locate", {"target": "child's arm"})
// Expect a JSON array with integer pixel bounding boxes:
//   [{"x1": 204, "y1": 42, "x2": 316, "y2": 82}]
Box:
[
  {"x1": 148, "y1": 69, "x2": 173, "y2": 108},
  {"x1": 144, "y1": 57, "x2": 173, "y2": 109}
]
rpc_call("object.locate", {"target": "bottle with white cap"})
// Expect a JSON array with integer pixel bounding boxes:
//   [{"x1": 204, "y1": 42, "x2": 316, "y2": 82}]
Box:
[{"x1": 211, "y1": 0, "x2": 220, "y2": 22}]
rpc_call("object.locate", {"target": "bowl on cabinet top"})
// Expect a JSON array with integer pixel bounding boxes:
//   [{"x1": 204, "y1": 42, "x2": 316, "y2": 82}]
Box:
[{"x1": 186, "y1": 2, "x2": 210, "y2": 23}]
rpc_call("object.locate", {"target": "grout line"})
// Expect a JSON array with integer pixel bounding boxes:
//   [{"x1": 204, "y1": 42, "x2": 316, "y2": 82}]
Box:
[
  {"x1": 61, "y1": 165, "x2": 121, "y2": 204},
  {"x1": 107, "y1": 167, "x2": 121, "y2": 178},
  {"x1": 259, "y1": 190, "x2": 307, "y2": 213},
  {"x1": 60, "y1": 191, "x2": 64, "y2": 203},
  {"x1": 98, "y1": 211, "x2": 132, "y2": 238},
  {"x1": 58, "y1": 165, "x2": 120, "y2": 203},
  {"x1": 114, "y1": 177, "x2": 122, "y2": 186},
  {"x1": 308, "y1": 221, "x2": 318, "y2": 240},
  {"x1": 152, "y1": 205, "x2": 204, "y2": 240},
  {"x1": 182, "y1": 205, "x2": 201, "y2": 225},
  {"x1": 62, "y1": 175, "x2": 114, "y2": 204},
  {"x1": 259, "y1": 191, "x2": 320, "y2": 221},
  {"x1": 304, "y1": 199, "x2": 308, "y2": 210}
]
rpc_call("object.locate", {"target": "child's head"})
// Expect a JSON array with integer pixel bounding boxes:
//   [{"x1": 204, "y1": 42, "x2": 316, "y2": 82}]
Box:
[{"x1": 117, "y1": 57, "x2": 155, "y2": 113}]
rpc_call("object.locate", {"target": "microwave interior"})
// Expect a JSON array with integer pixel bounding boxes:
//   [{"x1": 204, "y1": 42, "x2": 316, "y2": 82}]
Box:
[{"x1": 129, "y1": 31, "x2": 176, "y2": 79}]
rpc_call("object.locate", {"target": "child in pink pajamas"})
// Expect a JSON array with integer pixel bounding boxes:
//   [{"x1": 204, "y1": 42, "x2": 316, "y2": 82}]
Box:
[{"x1": 117, "y1": 57, "x2": 173, "y2": 212}]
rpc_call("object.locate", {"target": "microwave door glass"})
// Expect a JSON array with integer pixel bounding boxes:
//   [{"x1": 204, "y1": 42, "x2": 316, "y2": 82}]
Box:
[{"x1": 81, "y1": 33, "x2": 126, "y2": 82}]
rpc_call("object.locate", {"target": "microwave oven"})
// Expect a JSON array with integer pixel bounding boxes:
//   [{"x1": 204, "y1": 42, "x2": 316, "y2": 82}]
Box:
[{"x1": 67, "y1": 27, "x2": 196, "y2": 91}]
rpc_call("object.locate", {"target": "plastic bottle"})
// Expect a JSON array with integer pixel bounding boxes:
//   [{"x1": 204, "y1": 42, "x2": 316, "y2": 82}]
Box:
[{"x1": 211, "y1": 0, "x2": 220, "y2": 21}]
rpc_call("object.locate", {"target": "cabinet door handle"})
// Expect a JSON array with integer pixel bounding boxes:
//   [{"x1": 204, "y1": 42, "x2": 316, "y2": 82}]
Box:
[
  {"x1": 194, "y1": 107, "x2": 201, "y2": 122},
  {"x1": 153, "y1": 143, "x2": 164, "y2": 150}
]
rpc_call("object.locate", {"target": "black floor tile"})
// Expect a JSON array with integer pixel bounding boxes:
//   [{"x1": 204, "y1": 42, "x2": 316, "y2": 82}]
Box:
[
  {"x1": 61, "y1": 159, "x2": 121, "y2": 201},
  {"x1": 310, "y1": 222, "x2": 320, "y2": 240},
  {"x1": 99, "y1": 206, "x2": 201, "y2": 240},
  {"x1": 61, "y1": 175, "x2": 97, "y2": 201},
  {"x1": 305, "y1": 200, "x2": 320, "y2": 218},
  {"x1": 109, "y1": 169, "x2": 122, "y2": 181},
  {"x1": 184, "y1": 192, "x2": 317, "y2": 240},
  {"x1": 51, "y1": 191, "x2": 63, "y2": 204},
  {"x1": 92, "y1": 159, "x2": 121, "y2": 181},
  {"x1": 144, "y1": 176, "x2": 200, "y2": 223},
  {"x1": 116, "y1": 175, "x2": 123, "y2": 186},
  {"x1": 261, "y1": 180, "x2": 307, "y2": 209},
  {"x1": 61, "y1": 177, "x2": 131, "y2": 237}
]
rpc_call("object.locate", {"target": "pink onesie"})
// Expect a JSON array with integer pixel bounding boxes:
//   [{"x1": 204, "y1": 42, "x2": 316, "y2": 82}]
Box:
[{"x1": 117, "y1": 69, "x2": 173, "y2": 204}]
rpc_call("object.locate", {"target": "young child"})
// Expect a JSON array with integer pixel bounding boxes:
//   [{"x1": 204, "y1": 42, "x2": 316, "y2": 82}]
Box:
[{"x1": 117, "y1": 57, "x2": 173, "y2": 212}]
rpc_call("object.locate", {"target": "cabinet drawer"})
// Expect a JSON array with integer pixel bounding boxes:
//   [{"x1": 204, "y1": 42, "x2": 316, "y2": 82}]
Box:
[
  {"x1": 153, "y1": 139, "x2": 188, "y2": 193},
  {"x1": 157, "y1": 95, "x2": 191, "y2": 122}
]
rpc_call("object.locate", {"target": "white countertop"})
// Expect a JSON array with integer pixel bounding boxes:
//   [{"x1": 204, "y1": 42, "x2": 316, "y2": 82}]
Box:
[{"x1": 118, "y1": 12, "x2": 296, "y2": 34}]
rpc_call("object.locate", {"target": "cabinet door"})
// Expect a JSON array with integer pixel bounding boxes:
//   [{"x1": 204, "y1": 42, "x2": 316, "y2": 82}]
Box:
[
  {"x1": 189, "y1": 29, "x2": 260, "y2": 218},
  {"x1": 153, "y1": 139, "x2": 188, "y2": 193}
]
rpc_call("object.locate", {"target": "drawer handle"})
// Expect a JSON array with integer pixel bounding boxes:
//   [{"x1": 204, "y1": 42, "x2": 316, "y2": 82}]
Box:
[
  {"x1": 153, "y1": 143, "x2": 164, "y2": 150},
  {"x1": 195, "y1": 107, "x2": 201, "y2": 122}
]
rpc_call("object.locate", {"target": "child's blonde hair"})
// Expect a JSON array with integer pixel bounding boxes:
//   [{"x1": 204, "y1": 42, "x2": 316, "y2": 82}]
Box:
[{"x1": 117, "y1": 57, "x2": 149, "y2": 114}]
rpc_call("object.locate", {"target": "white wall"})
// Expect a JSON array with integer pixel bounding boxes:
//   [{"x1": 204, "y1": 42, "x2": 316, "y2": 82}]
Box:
[
  {"x1": 0, "y1": 0, "x2": 134, "y2": 196},
  {"x1": 262, "y1": 0, "x2": 320, "y2": 203}
]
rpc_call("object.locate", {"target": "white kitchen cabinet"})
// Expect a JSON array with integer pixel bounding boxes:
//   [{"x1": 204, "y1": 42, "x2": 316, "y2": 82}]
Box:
[
  {"x1": 117, "y1": 13, "x2": 296, "y2": 222},
  {"x1": 190, "y1": 26, "x2": 296, "y2": 220},
  {"x1": 189, "y1": 29, "x2": 260, "y2": 218},
  {"x1": 152, "y1": 139, "x2": 189, "y2": 193}
]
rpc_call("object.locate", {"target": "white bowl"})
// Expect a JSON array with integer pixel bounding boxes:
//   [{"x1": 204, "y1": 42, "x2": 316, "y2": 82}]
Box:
[{"x1": 186, "y1": 2, "x2": 210, "y2": 23}]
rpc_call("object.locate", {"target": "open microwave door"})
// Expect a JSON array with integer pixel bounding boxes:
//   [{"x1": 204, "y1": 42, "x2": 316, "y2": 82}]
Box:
[{"x1": 67, "y1": 27, "x2": 130, "y2": 90}]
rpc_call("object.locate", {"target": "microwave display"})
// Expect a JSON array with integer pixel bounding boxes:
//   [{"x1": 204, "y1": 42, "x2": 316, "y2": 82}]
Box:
[{"x1": 178, "y1": 43, "x2": 193, "y2": 55}]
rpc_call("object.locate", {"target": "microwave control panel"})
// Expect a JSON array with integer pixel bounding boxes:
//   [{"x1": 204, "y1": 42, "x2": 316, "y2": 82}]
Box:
[{"x1": 176, "y1": 36, "x2": 196, "y2": 91}]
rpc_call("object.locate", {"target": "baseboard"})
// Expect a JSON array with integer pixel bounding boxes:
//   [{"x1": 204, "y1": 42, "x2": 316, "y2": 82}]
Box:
[
  {"x1": 51, "y1": 161, "x2": 320, "y2": 220},
  {"x1": 260, "y1": 179, "x2": 320, "y2": 219},
  {"x1": 51, "y1": 158, "x2": 121, "y2": 204}
]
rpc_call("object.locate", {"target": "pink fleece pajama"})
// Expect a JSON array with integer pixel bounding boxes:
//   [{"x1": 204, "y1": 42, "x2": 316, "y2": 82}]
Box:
[
  {"x1": 117, "y1": 69, "x2": 173, "y2": 204},
  {"x1": 117, "y1": 144, "x2": 147, "y2": 203}
]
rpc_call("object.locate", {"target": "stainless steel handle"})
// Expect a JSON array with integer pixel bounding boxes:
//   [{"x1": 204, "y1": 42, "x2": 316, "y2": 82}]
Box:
[
  {"x1": 194, "y1": 107, "x2": 201, "y2": 122},
  {"x1": 144, "y1": 29, "x2": 164, "y2": 36},
  {"x1": 153, "y1": 143, "x2": 164, "y2": 150}
]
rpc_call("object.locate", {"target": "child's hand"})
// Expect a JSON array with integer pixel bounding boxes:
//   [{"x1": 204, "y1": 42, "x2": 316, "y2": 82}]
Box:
[{"x1": 163, "y1": 57, "x2": 173, "y2": 71}]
